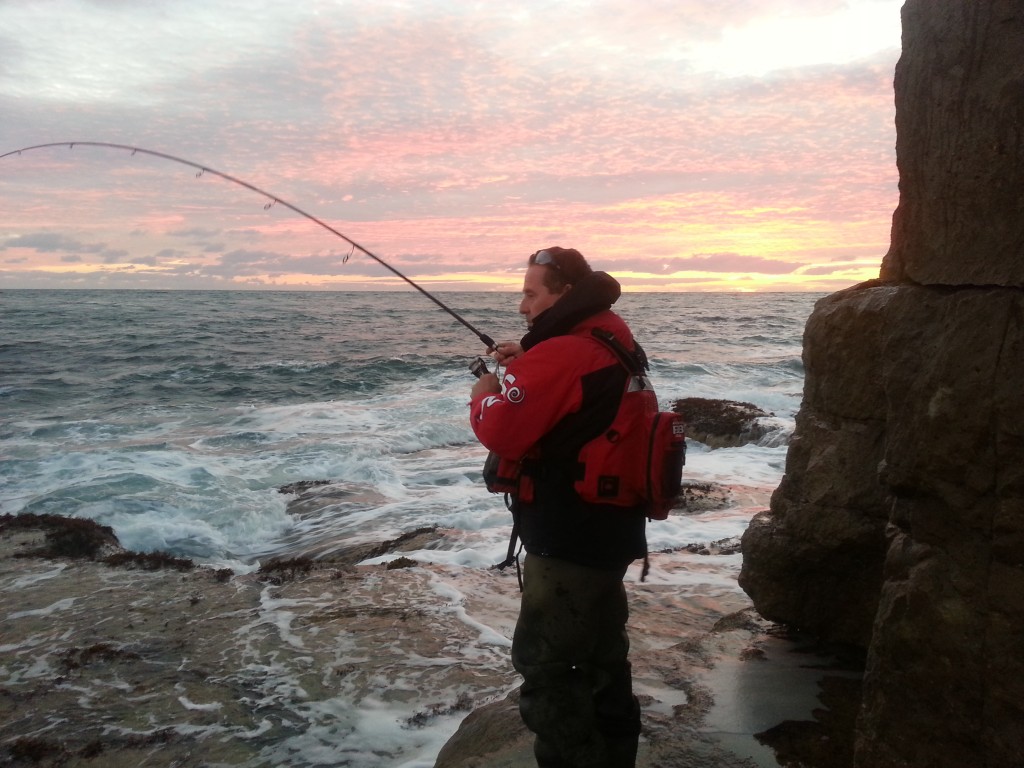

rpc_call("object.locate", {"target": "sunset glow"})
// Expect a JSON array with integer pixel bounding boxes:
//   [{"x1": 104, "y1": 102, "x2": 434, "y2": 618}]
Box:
[{"x1": 0, "y1": 1, "x2": 903, "y2": 292}]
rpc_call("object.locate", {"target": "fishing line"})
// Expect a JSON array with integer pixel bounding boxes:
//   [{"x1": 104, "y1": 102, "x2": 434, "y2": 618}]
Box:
[{"x1": 1, "y1": 141, "x2": 497, "y2": 351}]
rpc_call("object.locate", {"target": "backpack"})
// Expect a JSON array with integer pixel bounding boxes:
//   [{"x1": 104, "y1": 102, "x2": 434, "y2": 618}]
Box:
[
  {"x1": 571, "y1": 329, "x2": 686, "y2": 519},
  {"x1": 482, "y1": 450, "x2": 521, "y2": 496}
]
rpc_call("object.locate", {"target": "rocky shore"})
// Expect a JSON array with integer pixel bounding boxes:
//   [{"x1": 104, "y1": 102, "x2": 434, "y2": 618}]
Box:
[{"x1": 0, "y1": 469, "x2": 860, "y2": 768}]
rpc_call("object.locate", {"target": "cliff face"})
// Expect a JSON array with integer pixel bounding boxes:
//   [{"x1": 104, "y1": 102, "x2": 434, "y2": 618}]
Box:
[
  {"x1": 881, "y1": 1, "x2": 1024, "y2": 287},
  {"x1": 739, "y1": 2, "x2": 1024, "y2": 767}
]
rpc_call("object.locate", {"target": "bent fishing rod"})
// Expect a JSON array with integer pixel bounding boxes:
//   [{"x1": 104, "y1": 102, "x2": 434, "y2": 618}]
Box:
[{"x1": 1, "y1": 141, "x2": 497, "y2": 352}]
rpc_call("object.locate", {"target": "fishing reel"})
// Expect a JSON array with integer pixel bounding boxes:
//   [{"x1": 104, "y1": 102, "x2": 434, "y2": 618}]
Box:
[{"x1": 469, "y1": 357, "x2": 490, "y2": 378}]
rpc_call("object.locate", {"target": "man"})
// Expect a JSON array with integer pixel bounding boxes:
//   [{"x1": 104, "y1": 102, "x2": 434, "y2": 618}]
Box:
[{"x1": 469, "y1": 247, "x2": 648, "y2": 768}]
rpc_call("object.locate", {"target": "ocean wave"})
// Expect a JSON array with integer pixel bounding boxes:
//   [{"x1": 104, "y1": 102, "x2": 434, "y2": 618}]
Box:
[{"x1": 1, "y1": 290, "x2": 817, "y2": 566}]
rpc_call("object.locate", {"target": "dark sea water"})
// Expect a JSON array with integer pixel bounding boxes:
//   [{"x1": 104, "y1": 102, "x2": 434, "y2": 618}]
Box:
[{"x1": 0, "y1": 289, "x2": 822, "y2": 567}]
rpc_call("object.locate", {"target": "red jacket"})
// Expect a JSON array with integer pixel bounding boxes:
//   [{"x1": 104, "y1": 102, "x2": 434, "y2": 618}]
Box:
[
  {"x1": 470, "y1": 310, "x2": 633, "y2": 458},
  {"x1": 471, "y1": 308, "x2": 647, "y2": 569}
]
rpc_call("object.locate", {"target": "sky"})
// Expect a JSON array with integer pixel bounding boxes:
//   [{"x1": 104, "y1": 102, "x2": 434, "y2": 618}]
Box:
[{"x1": 0, "y1": 0, "x2": 905, "y2": 292}]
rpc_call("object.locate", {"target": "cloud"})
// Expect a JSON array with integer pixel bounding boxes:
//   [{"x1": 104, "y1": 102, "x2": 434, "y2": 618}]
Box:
[
  {"x1": 154, "y1": 248, "x2": 186, "y2": 259},
  {"x1": 800, "y1": 261, "x2": 875, "y2": 276},
  {"x1": 101, "y1": 249, "x2": 130, "y2": 263},
  {"x1": 168, "y1": 227, "x2": 222, "y2": 238},
  {"x1": 2, "y1": 232, "x2": 137, "y2": 266},
  {"x1": 2, "y1": 232, "x2": 97, "y2": 252},
  {"x1": 0, "y1": 0, "x2": 903, "y2": 292},
  {"x1": 668, "y1": 253, "x2": 804, "y2": 274}
]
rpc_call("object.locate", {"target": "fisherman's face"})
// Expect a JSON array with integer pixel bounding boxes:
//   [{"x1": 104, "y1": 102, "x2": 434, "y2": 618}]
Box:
[{"x1": 519, "y1": 264, "x2": 570, "y2": 327}]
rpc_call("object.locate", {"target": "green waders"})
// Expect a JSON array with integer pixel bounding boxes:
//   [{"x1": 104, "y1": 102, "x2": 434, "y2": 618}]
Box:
[{"x1": 511, "y1": 553, "x2": 642, "y2": 768}]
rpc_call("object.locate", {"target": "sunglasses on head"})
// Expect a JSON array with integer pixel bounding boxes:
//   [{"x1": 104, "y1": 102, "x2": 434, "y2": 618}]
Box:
[{"x1": 529, "y1": 249, "x2": 561, "y2": 271}]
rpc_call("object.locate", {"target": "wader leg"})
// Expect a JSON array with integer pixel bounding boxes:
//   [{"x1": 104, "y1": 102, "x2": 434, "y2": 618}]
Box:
[{"x1": 512, "y1": 554, "x2": 640, "y2": 768}]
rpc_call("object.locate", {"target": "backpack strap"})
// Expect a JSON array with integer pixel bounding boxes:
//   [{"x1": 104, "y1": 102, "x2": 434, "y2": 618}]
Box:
[
  {"x1": 590, "y1": 328, "x2": 649, "y2": 375},
  {"x1": 590, "y1": 328, "x2": 655, "y2": 583},
  {"x1": 491, "y1": 493, "x2": 524, "y2": 591}
]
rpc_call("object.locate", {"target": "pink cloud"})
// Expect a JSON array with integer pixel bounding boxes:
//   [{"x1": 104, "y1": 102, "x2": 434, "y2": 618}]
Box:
[{"x1": 0, "y1": 1, "x2": 901, "y2": 291}]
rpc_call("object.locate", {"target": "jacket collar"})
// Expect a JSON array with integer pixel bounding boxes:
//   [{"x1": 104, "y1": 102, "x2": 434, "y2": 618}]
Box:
[{"x1": 520, "y1": 271, "x2": 621, "y2": 351}]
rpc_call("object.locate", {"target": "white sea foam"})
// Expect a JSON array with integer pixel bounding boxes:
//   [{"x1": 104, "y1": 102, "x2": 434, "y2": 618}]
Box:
[
  {"x1": 9, "y1": 563, "x2": 68, "y2": 589},
  {"x1": 177, "y1": 695, "x2": 223, "y2": 712},
  {"x1": 8, "y1": 597, "x2": 77, "y2": 619},
  {"x1": 426, "y1": 572, "x2": 513, "y2": 649}
]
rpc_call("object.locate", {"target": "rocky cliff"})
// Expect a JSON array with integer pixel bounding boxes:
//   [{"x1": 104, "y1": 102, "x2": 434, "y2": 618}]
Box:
[{"x1": 739, "y1": 2, "x2": 1024, "y2": 767}]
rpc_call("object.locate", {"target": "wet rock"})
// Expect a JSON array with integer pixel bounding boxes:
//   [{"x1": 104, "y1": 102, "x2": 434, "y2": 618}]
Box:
[
  {"x1": 683, "y1": 537, "x2": 742, "y2": 557},
  {"x1": 103, "y1": 551, "x2": 195, "y2": 572},
  {"x1": 386, "y1": 556, "x2": 419, "y2": 570},
  {"x1": 673, "y1": 397, "x2": 772, "y2": 448},
  {"x1": 277, "y1": 479, "x2": 331, "y2": 495},
  {"x1": 318, "y1": 526, "x2": 444, "y2": 566},
  {"x1": 433, "y1": 690, "x2": 532, "y2": 768},
  {"x1": 435, "y1": 608, "x2": 851, "y2": 768},
  {"x1": 676, "y1": 481, "x2": 732, "y2": 513},
  {"x1": 0, "y1": 522, "x2": 523, "y2": 768},
  {"x1": 1, "y1": 513, "x2": 120, "y2": 560},
  {"x1": 3, "y1": 514, "x2": 847, "y2": 768},
  {"x1": 258, "y1": 555, "x2": 316, "y2": 582},
  {"x1": 1, "y1": 513, "x2": 195, "y2": 572},
  {"x1": 58, "y1": 642, "x2": 142, "y2": 673}
]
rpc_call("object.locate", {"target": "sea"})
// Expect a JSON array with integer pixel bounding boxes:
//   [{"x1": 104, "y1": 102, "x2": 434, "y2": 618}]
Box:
[{"x1": 0, "y1": 288, "x2": 825, "y2": 765}]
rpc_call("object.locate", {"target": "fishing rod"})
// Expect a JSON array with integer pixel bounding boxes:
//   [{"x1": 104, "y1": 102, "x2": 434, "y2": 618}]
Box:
[{"x1": 0, "y1": 141, "x2": 497, "y2": 351}]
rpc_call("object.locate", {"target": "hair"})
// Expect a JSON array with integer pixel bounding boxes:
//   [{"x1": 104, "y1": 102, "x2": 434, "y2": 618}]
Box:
[{"x1": 528, "y1": 246, "x2": 593, "y2": 292}]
